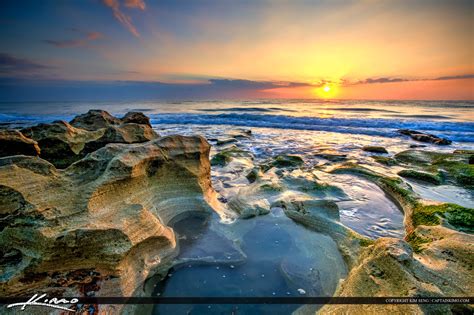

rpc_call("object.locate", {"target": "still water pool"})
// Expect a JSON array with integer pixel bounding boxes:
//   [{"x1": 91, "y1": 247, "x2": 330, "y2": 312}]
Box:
[{"x1": 148, "y1": 211, "x2": 347, "y2": 314}]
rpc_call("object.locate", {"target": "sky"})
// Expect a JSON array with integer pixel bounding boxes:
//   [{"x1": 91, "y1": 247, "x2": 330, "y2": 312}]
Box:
[{"x1": 0, "y1": 0, "x2": 472, "y2": 101}]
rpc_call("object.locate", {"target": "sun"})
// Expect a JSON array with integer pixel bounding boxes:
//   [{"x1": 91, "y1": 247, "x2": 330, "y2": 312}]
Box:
[{"x1": 313, "y1": 83, "x2": 339, "y2": 98}]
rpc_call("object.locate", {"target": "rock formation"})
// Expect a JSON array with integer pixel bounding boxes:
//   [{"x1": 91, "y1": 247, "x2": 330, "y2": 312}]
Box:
[
  {"x1": 69, "y1": 109, "x2": 122, "y2": 130},
  {"x1": 398, "y1": 129, "x2": 452, "y2": 145},
  {"x1": 0, "y1": 130, "x2": 40, "y2": 157},
  {"x1": 21, "y1": 120, "x2": 104, "y2": 168},
  {"x1": 20, "y1": 110, "x2": 159, "y2": 168},
  {"x1": 394, "y1": 149, "x2": 473, "y2": 188},
  {"x1": 318, "y1": 235, "x2": 472, "y2": 314},
  {"x1": 0, "y1": 111, "x2": 218, "y2": 314},
  {"x1": 318, "y1": 162, "x2": 473, "y2": 314},
  {"x1": 362, "y1": 145, "x2": 388, "y2": 154},
  {"x1": 121, "y1": 111, "x2": 152, "y2": 126}
]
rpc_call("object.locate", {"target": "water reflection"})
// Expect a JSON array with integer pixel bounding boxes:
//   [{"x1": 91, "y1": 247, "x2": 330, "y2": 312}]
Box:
[{"x1": 151, "y1": 212, "x2": 346, "y2": 314}]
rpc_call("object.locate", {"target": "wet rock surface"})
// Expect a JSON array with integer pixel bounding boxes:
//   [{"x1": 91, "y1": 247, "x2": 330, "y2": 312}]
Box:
[
  {"x1": 362, "y1": 145, "x2": 388, "y2": 154},
  {"x1": 394, "y1": 149, "x2": 473, "y2": 188},
  {"x1": 398, "y1": 129, "x2": 452, "y2": 145},
  {"x1": 322, "y1": 161, "x2": 473, "y2": 313},
  {"x1": 314, "y1": 150, "x2": 348, "y2": 162}
]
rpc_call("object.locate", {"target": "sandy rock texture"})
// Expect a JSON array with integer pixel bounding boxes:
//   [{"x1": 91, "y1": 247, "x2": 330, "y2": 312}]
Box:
[
  {"x1": 0, "y1": 129, "x2": 41, "y2": 157},
  {"x1": 20, "y1": 110, "x2": 159, "y2": 168},
  {"x1": 316, "y1": 162, "x2": 473, "y2": 314},
  {"x1": 0, "y1": 111, "x2": 217, "y2": 313}
]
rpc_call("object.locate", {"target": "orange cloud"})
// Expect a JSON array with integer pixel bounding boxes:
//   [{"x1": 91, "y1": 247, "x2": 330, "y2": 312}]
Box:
[
  {"x1": 339, "y1": 78, "x2": 474, "y2": 100},
  {"x1": 103, "y1": 0, "x2": 145, "y2": 37},
  {"x1": 124, "y1": 0, "x2": 145, "y2": 10}
]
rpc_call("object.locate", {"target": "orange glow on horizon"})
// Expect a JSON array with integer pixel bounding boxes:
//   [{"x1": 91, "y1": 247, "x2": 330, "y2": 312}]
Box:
[
  {"x1": 313, "y1": 84, "x2": 339, "y2": 99},
  {"x1": 257, "y1": 78, "x2": 473, "y2": 100}
]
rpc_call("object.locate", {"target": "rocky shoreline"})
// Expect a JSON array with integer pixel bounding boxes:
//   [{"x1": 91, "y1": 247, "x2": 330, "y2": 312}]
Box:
[
  {"x1": 0, "y1": 110, "x2": 472, "y2": 314},
  {"x1": 0, "y1": 110, "x2": 223, "y2": 313}
]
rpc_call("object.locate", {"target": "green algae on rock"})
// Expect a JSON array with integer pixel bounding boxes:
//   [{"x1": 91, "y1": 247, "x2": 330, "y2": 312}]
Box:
[
  {"x1": 411, "y1": 203, "x2": 474, "y2": 231},
  {"x1": 210, "y1": 145, "x2": 253, "y2": 166},
  {"x1": 244, "y1": 167, "x2": 261, "y2": 183},
  {"x1": 314, "y1": 151, "x2": 348, "y2": 162},
  {"x1": 397, "y1": 169, "x2": 442, "y2": 185},
  {"x1": 371, "y1": 155, "x2": 398, "y2": 166},
  {"x1": 394, "y1": 149, "x2": 473, "y2": 188},
  {"x1": 405, "y1": 230, "x2": 432, "y2": 253},
  {"x1": 259, "y1": 154, "x2": 304, "y2": 172},
  {"x1": 273, "y1": 154, "x2": 304, "y2": 167},
  {"x1": 329, "y1": 162, "x2": 473, "y2": 235}
]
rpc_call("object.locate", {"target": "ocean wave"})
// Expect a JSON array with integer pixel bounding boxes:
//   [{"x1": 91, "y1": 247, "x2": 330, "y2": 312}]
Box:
[
  {"x1": 0, "y1": 113, "x2": 74, "y2": 123},
  {"x1": 199, "y1": 107, "x2": 277, "y2": 113},
  {"x1": 389, "y1": 114, "x2": 454, "y2": 120},
  {"x1": 321, "y1": 107, "x2": 396, "y2": 113},
  {"x1": 1, "y1": 112, "x2": 473, "y2": 142},
  {"x1": 148, "y1": 113, "x2": 474, "y2": 142}
]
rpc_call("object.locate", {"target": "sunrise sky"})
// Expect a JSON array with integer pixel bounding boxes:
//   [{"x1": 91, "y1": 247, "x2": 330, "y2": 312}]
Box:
[{"x1": 0, "y1": 0, "x2": 473, "y2": 100}]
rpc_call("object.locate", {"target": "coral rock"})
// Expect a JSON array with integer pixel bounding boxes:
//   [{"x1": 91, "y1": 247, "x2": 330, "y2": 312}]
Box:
[
  {"x1": 0, "y1": 130, "x2": 40, "y2": 157},
  {"x1": 0, "y1": 135, "x2": 214, "y2": 299},
  {"x1": 121, "y1": 111, "x2": 152, "y2": 127}
]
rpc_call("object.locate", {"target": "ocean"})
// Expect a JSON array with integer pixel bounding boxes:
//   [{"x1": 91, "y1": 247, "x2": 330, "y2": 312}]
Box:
[{"x1": 1, "y1": 99, "x2": 473, "y2": 144}]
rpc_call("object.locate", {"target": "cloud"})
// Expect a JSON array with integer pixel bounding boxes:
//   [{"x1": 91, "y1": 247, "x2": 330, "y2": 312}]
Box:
[
  {"x1": 44, "y1": 31, "x2": 103, "y2": 48},
  {"x1": 356, "y1": 77, "x2": 409, "y2": 84},
  {"x1": 208, "y1": 79, "x2": 312, "y2": 90},
  {"x1": 0, "y1": 53, "x2": 53, "y2": 75},
  {"x1": 124, "y1": 0, "x2": 146, "y2": 10},
  {"x1": 103, "y1": 0, "x2": 145, "y2": 37},
  {"x1": 351, "y1": 74, "x2": 474, "y2": 85},
  {"x1": 0, "y1": 77, "x2": 314, "y2": 101},
  {"x1": 434, "y1": 74, "x2": 474, "y2": 81}
]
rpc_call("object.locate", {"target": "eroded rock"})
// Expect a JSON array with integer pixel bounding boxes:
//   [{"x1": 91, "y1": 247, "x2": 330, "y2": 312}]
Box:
[
  {"x1": 70, "y1": 109, "x2": 121, "y2": 130},
  {"x1": 371, "y1": 155, "x2": 398, "y2": 166},
  {"x1": 0, "y1": 135, "x2": 216, "y2": 301},
  {"x1": 398, "y1": 129, "x2": 452, "y2": 145},
  {"x1": 318, "y1": 236, "x2": 473, "y2": 314},
  {"x1": 19, "y1": 112, "x2": 159, "y2": 168},
  {"x1": 121, "y1": 111, "x2": 152, "y2": 126},
  {"x1": 362, "y1": 146, "x2": 388, "y2": 154},
  {"x1": 211, "y1": 145, "x2": 253, "y2": 167},
  {"x1": 21, "y1": 120, "x2": 104, "y2": 168},
  {"x1": 398, "y1": 169, "x2": 442, "y2": 185},
  {"x1": 314, "y1": 150, "x2": 348, "y2": 162},
  {"x1": 0, "y1": 130, "x2": 40, "y2": 157},
  {"x1": 394, "y1": 150, "x2": 473, "y2": 188},
  {"x1": 82, "y1": 123, "x2": 158, "y2": 154},
  {"x1": 261, "y1": 154, "x2": 304, "y2": 172}
]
